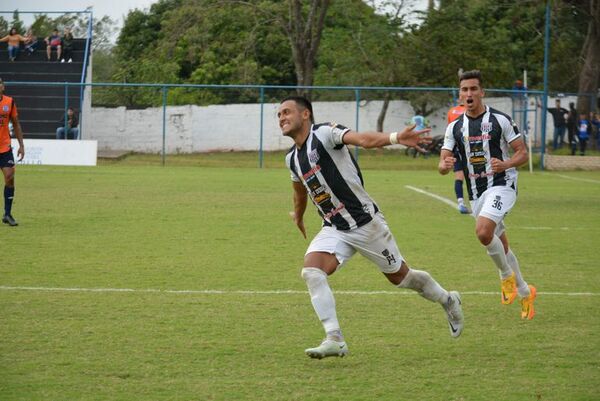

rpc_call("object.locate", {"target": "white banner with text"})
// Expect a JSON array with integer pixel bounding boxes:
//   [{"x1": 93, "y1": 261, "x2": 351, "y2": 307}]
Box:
[{"x1": 11, "y1": 139, "x2": 97, "y2": 166}]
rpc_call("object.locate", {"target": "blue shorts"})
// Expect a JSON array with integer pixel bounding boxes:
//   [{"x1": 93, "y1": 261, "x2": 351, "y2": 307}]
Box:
[{"x1": 0, "y1": 150, "x2": 15, "y2": 168}]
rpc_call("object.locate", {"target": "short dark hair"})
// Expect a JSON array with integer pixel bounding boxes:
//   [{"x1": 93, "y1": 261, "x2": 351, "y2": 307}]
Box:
[
  {"x1": 459, "y1": 70, "x2": 482, "y2": 86},
  {"x1": 281, "y1": 95, "x2": 315, "y2": 124}
]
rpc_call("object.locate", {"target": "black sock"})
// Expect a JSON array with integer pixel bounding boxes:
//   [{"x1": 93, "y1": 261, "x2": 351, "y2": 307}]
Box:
[
  {"x1": 4, "y1": 186, "x2": 14, "y2": 216},
  {"x1": 454, "y1": 180, "x2": 464, "y2": 200}
]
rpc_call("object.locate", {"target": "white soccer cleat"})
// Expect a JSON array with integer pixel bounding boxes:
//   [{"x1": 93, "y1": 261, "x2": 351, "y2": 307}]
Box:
[
  {"x1": 444, "y1": 291, "x2": 464, "y2": 338},
  {"x1": 305, "y1": 339, "x2": 349, "y2": 359}
]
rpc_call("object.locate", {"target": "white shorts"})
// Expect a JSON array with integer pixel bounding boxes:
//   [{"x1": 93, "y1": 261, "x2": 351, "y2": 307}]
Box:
[
  {"x1": 471, "y1": 186, "x2": 517, "y2": 236},
  {"x1": 305, "y1": 213, "x2": 404, "y2": 274}
]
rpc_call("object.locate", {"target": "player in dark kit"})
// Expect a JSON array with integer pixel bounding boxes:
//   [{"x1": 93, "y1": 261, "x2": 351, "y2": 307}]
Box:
[{"x1": 0, "y1": 77, "x2": 25, "y2": 226}]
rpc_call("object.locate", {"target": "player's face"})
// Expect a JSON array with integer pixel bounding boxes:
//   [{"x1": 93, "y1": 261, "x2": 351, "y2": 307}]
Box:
[
  {"x1": 0, "y1": 80, "x2": 4, "y2": 95},
  {"x1": 278, "y1": 100, "x2": 306, "y2": 137},
  {"x1": 459, "y1": 78, "x2": 485, "y2": 115}
]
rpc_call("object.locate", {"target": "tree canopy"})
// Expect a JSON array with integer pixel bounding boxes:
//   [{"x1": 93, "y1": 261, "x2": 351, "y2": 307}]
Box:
[{"x1": 88, "y1": 0, "x2": 597, "y2": 109}]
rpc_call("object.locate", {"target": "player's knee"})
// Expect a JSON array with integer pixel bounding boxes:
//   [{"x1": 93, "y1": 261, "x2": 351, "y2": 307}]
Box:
[
  {"x1": 384, "y1": 261, "x2": 409, "y2": 285},
  {"x1": 4, "y1": 172, "x2": 15, "y2": 186},
  {"x1": 301, "y1": 267, "x2": 327, "y2": 286},
  {"x1": 476, "y1": 227, "x2": 493, "y2": 246}
]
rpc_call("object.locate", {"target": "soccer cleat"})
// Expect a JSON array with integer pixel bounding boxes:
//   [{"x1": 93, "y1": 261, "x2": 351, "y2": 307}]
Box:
[
  {"x1": 2, "y1": 214, "x2": 18, "y2": 226},
  {"x1": 458, "y1": 204, "x2": 470, "y2": 214},
  {"x1": 444, "y1": 291, "x2": 464, "y2": 338},
  {"x1": 500, "y1": 272, "x2": 517, "y2": 305},
  {"x1": 520, "y1": 285, "x2": 537, "y2": 320},
  {"x1": 305, "y1": 339, "x2": 348, "y2": 359}
]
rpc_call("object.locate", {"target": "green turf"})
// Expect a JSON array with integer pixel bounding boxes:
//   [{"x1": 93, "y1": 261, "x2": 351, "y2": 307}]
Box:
[{"x1": 1, "y1": 156, "x2": 599, "y2": 400}]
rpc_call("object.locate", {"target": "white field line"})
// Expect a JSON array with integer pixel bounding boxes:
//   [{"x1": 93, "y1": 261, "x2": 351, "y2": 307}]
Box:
[
  {"x1": 405, "y1": 185, "x2": 582, "y2": 231},
  {"x1": 405, "y1": 185, "x2": 460, "y2": 211},
  {"x1": 555, "y1": 174, "x2": 600, "y2": 184},
  {"x1": 0, "y1": 286, "x2": 598, "y2": 296}
]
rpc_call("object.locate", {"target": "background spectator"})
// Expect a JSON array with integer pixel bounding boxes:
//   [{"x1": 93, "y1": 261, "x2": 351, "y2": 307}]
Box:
[
  {"x1": 566, "y1": 102, "x2": 578, "y2": 155},
  {"x1": 45, "y1": 29, "x2": 62, "y2": 61},
  {"x1": 0, "y1": 27, "x2": 28, "y2": 62},
  {"x1": 546, "y1": 99, "x2": 568, "y2": 150},
  {"x1": 56, "y1": 108, "x2": 79, "y2": 140},
  {"x1": 61, "y1": 27, "x2": 74, "y2": 63},
  {"x1": 23, "y1": 28, "x2": 39, "y2": 55},
  {"x1": 592, "y1": 111, "x2": 600, "y2": 150},
  {"x1": 577, "y1": 113, "x2": 590, "y2": 156}
]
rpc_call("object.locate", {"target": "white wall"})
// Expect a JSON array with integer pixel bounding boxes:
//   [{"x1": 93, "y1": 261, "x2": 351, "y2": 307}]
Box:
[{"x1": 84, "y1": 98, "x2": 516, "y2": 153}]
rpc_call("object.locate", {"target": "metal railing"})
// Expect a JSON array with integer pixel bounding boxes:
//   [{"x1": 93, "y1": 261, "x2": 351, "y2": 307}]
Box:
[{"x1": 4, "y1": 80, "x2": 596, "y2": 169}]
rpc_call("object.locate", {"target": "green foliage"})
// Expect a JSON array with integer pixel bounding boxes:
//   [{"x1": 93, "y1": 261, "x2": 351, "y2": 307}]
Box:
[
  {"x1": 109, "y1": 0, "x2": 295, "y2": 106},
  {"x1": 99, "y1": 0, "x2": 591, "y2": 110},
  {"x1": 315, "y1": 0, "x2": 404, "y2": 88},
  {"x1": 0, "y1": 16, "x2": 8, "y2": 34},
  {"x1": 403, "y1": 0, "x2": 589, "y2": 92},
  {"x1": 10, "y1": 10, "x2": 25, "y2": 33}
]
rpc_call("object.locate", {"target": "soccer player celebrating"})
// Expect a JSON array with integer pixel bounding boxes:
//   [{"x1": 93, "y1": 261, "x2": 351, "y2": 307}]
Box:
[
  {"x1": 438, "y1": 70, "x2": 536, "y2": 319},
  {"x1": 447, "y1": 101, "x2": 470, "y2": 214},
  {"x1": 279, "y1": 96, "x2": 464, "y2": 359},
  {"x1": 0, "y1": 77, "x2": 25, "y2": 226}
]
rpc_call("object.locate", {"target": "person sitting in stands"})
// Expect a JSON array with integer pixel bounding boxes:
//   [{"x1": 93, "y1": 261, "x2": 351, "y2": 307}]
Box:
[
  {"x1": 56, "y1": 108, "x2": 79, "y2": 140},
  {"x1": 0, "y1": 27, "x2": 28, "y2": 62},
  {"x1": 23, "y1": 28, "x2": 39, "y2": 55},
  {"x1": 61, "y1": 27, "x2": 74, "y2": 63},
  {"x1": 45, "y1": 28, "x2": 62, "y2": 61}
]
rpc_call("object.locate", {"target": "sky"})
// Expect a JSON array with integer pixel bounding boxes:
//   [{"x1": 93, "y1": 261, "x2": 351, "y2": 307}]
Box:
[
  {"x1": 4, "y1": 0, "x2": 429, "y2": 35},
  {"x1": 4, "y1": 0, "x2": 160, "y2": 28}
]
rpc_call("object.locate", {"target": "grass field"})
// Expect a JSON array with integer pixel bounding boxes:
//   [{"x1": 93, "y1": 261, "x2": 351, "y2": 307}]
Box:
[{"x1": 1, "y1": 153, "x2": 599, "y2": 400}]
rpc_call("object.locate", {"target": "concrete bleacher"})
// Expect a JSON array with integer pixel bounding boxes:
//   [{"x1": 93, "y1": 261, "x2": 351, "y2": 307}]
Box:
[{"x1": 0, "y1": 38, "x2": 89, "y2": 139}]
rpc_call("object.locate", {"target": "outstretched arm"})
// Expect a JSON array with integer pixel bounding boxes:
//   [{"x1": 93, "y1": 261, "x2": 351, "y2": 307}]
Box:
[
  {"x1": 290, "y1": 181, "x2": 308, "y2": 239},
  {"x1": 341, "y1": 124, "x2": 431, "y2": 151}
]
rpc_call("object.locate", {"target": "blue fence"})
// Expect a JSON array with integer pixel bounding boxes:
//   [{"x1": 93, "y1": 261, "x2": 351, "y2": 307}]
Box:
[{"x1": 4, "y1": 80, "x2": 597, "y2": 169}]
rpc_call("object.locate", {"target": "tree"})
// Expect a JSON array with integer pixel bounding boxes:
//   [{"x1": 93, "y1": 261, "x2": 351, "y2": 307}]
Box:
[
  {"x1": 0, "y1": 16, "x2": 8, "y2": 34},
  {"x1": 10, "y1": 11, "x2": 25, "y2": 33},
  {"x1": 576, "y1": 0, "x2": 600, "y2": 115},
  {"x1": 284, "y1": 0, "x2": 331, "y2": 96}
]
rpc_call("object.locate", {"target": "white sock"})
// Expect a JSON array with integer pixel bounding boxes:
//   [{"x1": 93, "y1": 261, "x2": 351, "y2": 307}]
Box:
[
  {"x1": 458, "y1": 198, "x2": 464, "y2": 205},
  {"x1": 485, "y1": 235, "x2": 513, "y2": 279},
  {"x1": 397, "y1": 269, "x2": 448, "y2": 304},
  {"x1": 506, "y1": 249, "x2": 530, "y2": 297},
  {"x1": 301, "y1": 267, "x2": 341, "y2": 335}
]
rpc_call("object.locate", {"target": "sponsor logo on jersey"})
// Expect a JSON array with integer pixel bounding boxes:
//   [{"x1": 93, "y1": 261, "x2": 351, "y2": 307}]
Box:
[
  {"x1": 469, "y1": 171, "x2": 494, "y2": 179},
  {"x1": 2, "y1": 105, "x2": 8, "y2": 112},
  {"x1": 313, "y1": 186, "x2": 331, "y2": 204},
  {"x1": 468, "y1": 134, "x2": 491, "y2": 141},
  {"x1": 302, "y1": 164, "x2": 321, "y2": 180},
  {"x1": 323, "y1": 202, "x2": 345, "y2": 220},
  {"x1": 469, "y1": 156, "x2": 486, "y2": 165}
]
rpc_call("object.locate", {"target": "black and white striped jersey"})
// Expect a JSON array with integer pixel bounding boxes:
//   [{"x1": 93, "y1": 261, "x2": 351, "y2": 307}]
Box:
[
  {"x1": 442, "y1": 105, "x2": 522, "y2": 201},
  {"x1": 285, "y1": 122, "x2": 379, "y2": 231}
]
